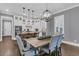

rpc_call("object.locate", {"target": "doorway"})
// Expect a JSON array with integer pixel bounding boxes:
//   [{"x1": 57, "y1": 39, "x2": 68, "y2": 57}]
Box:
[
  {"x1": 2, "y1": 20, "x2": 12, "y2": 37},
  {"x1": 1, "y1": 16, "x2": 13, "y2": 40}
]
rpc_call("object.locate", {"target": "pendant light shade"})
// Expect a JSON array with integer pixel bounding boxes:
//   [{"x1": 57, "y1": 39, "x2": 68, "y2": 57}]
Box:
[{"x1": 43, "y1": 9, "x2": 51, "y2": 18}]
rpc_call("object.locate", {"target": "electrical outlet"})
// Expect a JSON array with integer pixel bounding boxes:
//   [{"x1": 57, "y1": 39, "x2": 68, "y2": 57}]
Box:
[{"x1": 74, "y1": 40, "x2": 77, "y2": 43}]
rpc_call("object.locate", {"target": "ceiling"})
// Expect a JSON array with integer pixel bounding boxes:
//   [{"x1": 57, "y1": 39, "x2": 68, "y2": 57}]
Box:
[{"x1": 0, "y1": 3, "x2": 79, "y2": 16}]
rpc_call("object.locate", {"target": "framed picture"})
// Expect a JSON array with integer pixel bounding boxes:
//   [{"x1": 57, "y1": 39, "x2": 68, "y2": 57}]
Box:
[
  {"x1": 19, "y1": 16, "x2": 23, "y2": 20},
  {"x1": 19, "y1": 17, "x2": 22, "y2": 20},
  {"x1": 15, "y1": 16, "x2": 18, "y2": 20}
]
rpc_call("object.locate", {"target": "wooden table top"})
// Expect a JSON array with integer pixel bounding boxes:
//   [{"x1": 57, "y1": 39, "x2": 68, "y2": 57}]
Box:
[
  {"x1": 24, "y1": 38, "x2": 51, "y2": 48},
  {"x1": 19, "y1": 32, "x2": 38, "y2": 35}
]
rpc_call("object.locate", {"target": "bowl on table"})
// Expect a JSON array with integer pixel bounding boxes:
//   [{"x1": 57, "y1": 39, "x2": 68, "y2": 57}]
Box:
[{"x1": 37, "y1": 35, "x2": 51, "y2": 40}]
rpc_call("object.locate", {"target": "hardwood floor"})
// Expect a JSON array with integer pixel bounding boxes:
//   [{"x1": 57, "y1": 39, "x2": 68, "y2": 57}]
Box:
[
  {"x1": 0, "y1": 36, "x2": 79, "y2": 56},
  {"x1": 0, "y1": 36, "x2": 20, "y2": 56},
  {"x1": 61, "y1": 43, "x2": 79, "y2": 56}
]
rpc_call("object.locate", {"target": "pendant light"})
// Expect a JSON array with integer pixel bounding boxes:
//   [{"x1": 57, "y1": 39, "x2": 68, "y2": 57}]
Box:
[
  {"x1": 27, "y1": 9, "x2": 30, "y2": 23},
  {"x1": 22, "y1": 7, "x2": 26, "y2": 24},
  {"x1": 22, "y1": 7, "x2": 26, "y2": 15},
  {"x1": 31, "y1": 10, "x2": 34, "y2": 24},
  {"x1": 42, "y1": 3, "x2": 52, "y2": 22}
]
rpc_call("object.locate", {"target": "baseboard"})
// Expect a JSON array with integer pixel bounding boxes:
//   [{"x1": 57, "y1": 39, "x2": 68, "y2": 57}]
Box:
[
  {"x1": 0, "y1": 36, "x2": 16, "y2": 41},
  {"x1": 0, "y1": 39, "x2": 2, "y2": 42},
  {"x1": 62, "y1": 41, "x2": 79, "y2": 47},
  {"x1": 2, "y1": 35, "x2": 12, "y2": 38},
  {"x1": 12, "y1": 37, "x2": 16, "y2": 40}
]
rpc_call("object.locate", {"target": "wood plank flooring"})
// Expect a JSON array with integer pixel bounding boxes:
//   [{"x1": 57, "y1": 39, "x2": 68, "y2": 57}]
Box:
[
  {"x1": 0, "y1": 36, "x2": 79, "y2": 56},
  {"x1": 0, "y1": 36, "x2": 20, "y2": 56},
  {"x1": 61, "y1": 43, "x2": 79, "y2": 56}
]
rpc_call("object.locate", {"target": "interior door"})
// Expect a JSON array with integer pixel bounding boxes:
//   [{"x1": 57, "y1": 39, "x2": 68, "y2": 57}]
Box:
[{"x1": 3, "y1": 21, "x2": 12, "y2": 36}]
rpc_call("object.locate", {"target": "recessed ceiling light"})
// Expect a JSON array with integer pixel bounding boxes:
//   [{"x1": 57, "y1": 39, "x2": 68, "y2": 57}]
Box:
[
  {"x1": 5, "y1": 9, "x2": 9, "y2": 11},
  {"x1": 23, "y1": 13, "x2": 26, "y2": 15}
]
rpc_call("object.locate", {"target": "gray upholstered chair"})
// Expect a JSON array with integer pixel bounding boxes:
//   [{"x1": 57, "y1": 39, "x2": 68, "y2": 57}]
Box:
[
  {"x1": 16, "y1": 35, "x2": 39, "y2": 56},
  {"x1": 57, "y1": 34, "x2": 64, "y2": 55},
  {"x1": 16, "y1": 35, "x2": 29, "y2": 55},
  {"x1": 40, "y1": 35, "x2": 60, "y2": 55}
]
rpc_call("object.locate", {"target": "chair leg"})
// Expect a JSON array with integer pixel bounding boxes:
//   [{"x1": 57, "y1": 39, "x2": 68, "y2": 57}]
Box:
[
  {"x1": 22, "y1": 54, "x2": 25, "y2": 56},
  {"x1": 49, "y1": 50, "x2": 52, "y2": 56},
  {"x1": 57, "y1": 47, "x2": 62, "y2": 56},
  {"x1": 53, "y1": 49, "x2": 55, "y2": 56},
  {"x1": 59, "y1": 47, "x2": 62, "y2": 56},
  {"x1": 56, "y1": 48, "x2": 59, "y2": 56},
  {"x1": 55, "y1": 46, "x2": 58, "y2": 56}
]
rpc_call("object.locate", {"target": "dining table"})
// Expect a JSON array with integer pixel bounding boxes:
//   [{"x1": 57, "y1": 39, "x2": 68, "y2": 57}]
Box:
[
  {"x1": 24, "y1": 37, "x2": 51, "y2": 55},
  {"x1": 24, "y1": 33, "x2": 60, "y2": 55},
  {"x1": 18, "y1": 32, "x2": 39, "y2": 38},
  {"x1": 24, "y1": 33, "x2": 60, "y2": 48},
  {"x1": 24, "y1": 38, "x2": 51, "y2": 48}
]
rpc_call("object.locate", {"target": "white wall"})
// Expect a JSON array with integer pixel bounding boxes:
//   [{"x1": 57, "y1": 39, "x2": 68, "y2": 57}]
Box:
[
  {"x1": 0, "y1": 15, "x2": 47, "y2": 41},
  {"x1": 14, "y1": 15, "x2": 47, "y2": 32},
  {"x1": 0, "y1": 16, "x2": 14, "y2": 41}
]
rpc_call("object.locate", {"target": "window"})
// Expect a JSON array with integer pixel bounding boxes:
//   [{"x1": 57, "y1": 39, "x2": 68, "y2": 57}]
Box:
[{"x1": 54, "y1": 15, "x2": 64, "y2": 34}]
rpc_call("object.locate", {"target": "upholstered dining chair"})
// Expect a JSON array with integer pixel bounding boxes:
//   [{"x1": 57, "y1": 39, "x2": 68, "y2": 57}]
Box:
[
  {"x1": 56, "y1": 34, "x2": 64, "y2": 56},
  {"x1": 40, "y1": 35, "x2": 60, "y2": 56},
  {"x1": 16, "y1": 35, "x2": 39, "y2": 56},
  {"x1": 16, "y1": 35, "x2": 30, "y2": 55}
]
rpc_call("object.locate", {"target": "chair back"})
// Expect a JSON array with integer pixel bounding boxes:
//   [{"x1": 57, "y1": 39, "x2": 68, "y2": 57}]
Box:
[
  {"x1": 57, "y1": 34, "x2": 64, "y2": 48},
  {"x1": 16, "y1": 35, "x2": 25, "y2": 55},
  {"x1": 49, "y1": 35, "x2": 60, "y2": 52}
]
